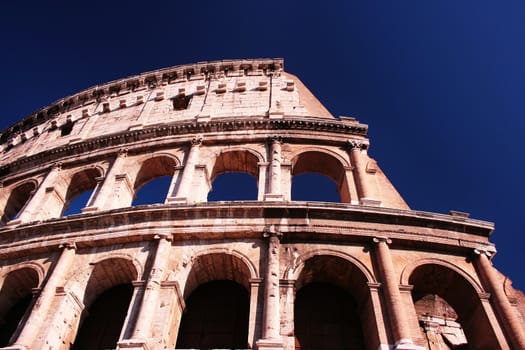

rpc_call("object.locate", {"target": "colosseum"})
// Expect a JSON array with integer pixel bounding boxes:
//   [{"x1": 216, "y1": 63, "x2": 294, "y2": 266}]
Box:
[{"x1": 0, "y1": 58, "x2": 523, "y2": 350}]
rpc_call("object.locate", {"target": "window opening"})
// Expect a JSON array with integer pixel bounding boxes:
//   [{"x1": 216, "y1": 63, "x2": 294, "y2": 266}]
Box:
[
  {"x1": 60, "y1": 120, "x2": 74, "y2": 136},
  {"x1": 172, "y1": 94, "x2": 192, "y2": 110},
  {"x1": 132, "y1": 175, "x2": 171, "y2": 206},
  {"x1": 292, "y1": 173, "x2": 340, "y2": 202},
  {"x1": 63, "y1": 189, "x2": 94, "y2": 216},
  {"x1": 208, "y1": 172, "x2": 257, "y2": 201}
]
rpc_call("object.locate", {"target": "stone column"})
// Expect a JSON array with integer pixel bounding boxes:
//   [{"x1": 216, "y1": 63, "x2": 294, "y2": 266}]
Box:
[
  {"x1": 90, "y1": 148, "x2": 131, "y2": 210},
  {"x1": 130, "y1": 235, "x2": 172, "y2": 343},
  {"x1": 264, "y1": 137, "x2": 283, "y2": 201},
  {"x1": 165, "y1": 166, "x2": 184, "y2": 203},
  {"x1": 17, "y1": 163, "x2": 63, "y2": 222},
  {"x1": 256, "y1": 226, "x2": 284, "y2": 350},
  {"x1": 373, "y1": 237, "x2": 422, "y2": 350},
  {"x1": 248, "y1": 278, "x2": 263, "y2": 349},
  {"x1": 257, "y1": 162, "x2": 269, "y2": 201},
  {"x1": 13, "y1": 243, "x2": 76, "y2": 349},
  {"x1": 347, "y1": 140, "x2": 375, "y2": 204},
  {"x1": 473, "y1": 248, "x2": 525, "y2": 349},
  {"x1": 170, "y1": 137, "x2": 202, "y2": 203}
]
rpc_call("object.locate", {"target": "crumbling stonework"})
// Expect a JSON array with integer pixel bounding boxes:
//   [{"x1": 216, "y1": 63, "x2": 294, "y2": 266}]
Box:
[{"x1": 0, "y1": 58, "x2": 523, "y2": 350}]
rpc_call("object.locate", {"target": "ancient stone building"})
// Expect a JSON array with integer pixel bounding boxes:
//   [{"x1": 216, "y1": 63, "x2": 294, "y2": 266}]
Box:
[{"x1": 0, "y1": 58, "x2": 523, "y2": 350}]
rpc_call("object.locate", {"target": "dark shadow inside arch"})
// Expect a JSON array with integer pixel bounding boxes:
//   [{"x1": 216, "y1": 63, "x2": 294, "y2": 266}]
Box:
[
  {"x1": 1, "y1": 182, "x2": 36, "y2": 224},
  {"x1": 208, "y1": 172, "x2": 258, "y2": 201},
  {"x1": 0, "y1": 268, "x2": 39, "y2": 347},
  {"x1": 292, "y1": 173, "x2": 341, "y2": 202},
  {"x1": 295, "y1": 282, "x2": 364, "y2": 350},
  {"x1": 176, "y1": 280, "x2": 249, "y2": 350},
  {"x1": 132, "y1": 175, "x2": 171, "y2": 205},
  {"x1": 72, "y1": 284, "x2": 133, "y2": 350},
  {"x1": 410, "y1": 264, "x2": 500, "y2": 349}
]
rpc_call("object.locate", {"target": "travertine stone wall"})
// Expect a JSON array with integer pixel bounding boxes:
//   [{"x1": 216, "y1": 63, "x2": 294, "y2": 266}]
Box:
[{"x1": 0, "y1": 59, "x2": 523, "y2": 350}]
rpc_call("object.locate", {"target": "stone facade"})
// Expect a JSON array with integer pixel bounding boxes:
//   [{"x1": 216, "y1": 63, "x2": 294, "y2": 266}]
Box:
[{"x1": 0, "y1": 58, "x2": 523, "y2": 350}]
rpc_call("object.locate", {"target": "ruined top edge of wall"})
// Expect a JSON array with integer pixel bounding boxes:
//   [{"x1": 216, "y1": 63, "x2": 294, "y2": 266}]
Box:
[{"x1": 0, "y1": 58, "x2": 285, "y2": 142}]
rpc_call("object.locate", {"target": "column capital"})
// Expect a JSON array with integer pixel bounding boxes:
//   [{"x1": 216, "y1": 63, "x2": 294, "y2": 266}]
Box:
[
  {"x1": 58, "y1": 242, "x2": 76, "y2": 250},
  {"x1": 267, "y1": 135, "x2": 283, "y2": 144},
  {"x1": 263, "y1": 225, "x2": 283, "y2": 240},
  {"x1": 473, "y1": 247, "x2": 496, "y2": 259},
  {"x1": 373, "y1": 236, "x2": 392, "y2": 245},
  {"x1": 346, "y1": 139, "x2": 369, "y2": 151},
  {"x1": 153, "y1": 233, "x2": 173, "y2": 242},
  {"x1": 52, "y1": 161, "x2": 63, "y2": 171},
  {"x1": 191, "y1": 135, "x2": 203, "y2": 146}
]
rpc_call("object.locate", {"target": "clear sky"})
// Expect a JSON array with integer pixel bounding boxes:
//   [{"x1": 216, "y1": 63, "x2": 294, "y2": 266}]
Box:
[{"x1": 1, "y1": 1, "x2": 524, "y2": 291}]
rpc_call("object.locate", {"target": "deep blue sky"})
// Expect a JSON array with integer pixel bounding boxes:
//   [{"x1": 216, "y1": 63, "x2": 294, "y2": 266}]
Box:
[{"x1": 1, "y1": 1, "x2": 524, "y2": 291}]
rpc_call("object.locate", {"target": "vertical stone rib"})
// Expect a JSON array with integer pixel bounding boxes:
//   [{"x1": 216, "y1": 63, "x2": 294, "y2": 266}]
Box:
[
  {"x1": 348, "y1": 141, "x2": 371, "y2": 200},
  {"x1": 373, "y1": 237, "x2": 416, "y2": 347},
  {"x1": 474, "y1": 250, "x2": 525, "y2": 349},
  {"x1": 14, "y1": 243, "x2": 76, "y2": 348},
  {"x1": 131, "y1": 236, "x2": 171, "y2": 341}
]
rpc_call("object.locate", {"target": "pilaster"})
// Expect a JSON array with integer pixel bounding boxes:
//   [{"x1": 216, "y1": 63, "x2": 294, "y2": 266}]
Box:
[
  {"x1": 473, "y1": 248, "x2": 525, "y2": 349},
  {"x1": 12, "y1": 243, "x2": 77, "y2": 349},
  {"x1": 256, "y1": 225, "x2": 284, "y2": 350},
  {"x1": 372, "y1": 237, "x2": 423, "y2": 350}
]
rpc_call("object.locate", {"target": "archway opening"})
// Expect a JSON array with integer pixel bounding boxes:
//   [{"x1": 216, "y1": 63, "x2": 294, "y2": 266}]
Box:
[
  {"x1": 295, "y1": 283, "x2": 363, "y2": 350},
  {"x1": 0, "y1": 268, "x2": 39, "y2": 346},
  {"x1": 133, "y1": 156, "x2": 177, "y2": 206},
  {"x1": 1, "y1": 182, "x2": 36, "y2": 224},
  {"x1": 291, "y1": 151, "x2": 349, "y2": 203},
  {"x1": 62, "y1": 168, "x2": 101, "y2": 216},
  {"x1": 208, "y1": 172, "x2": 258, "y2": 201},
  {"x1": 292, "y1": 173, "x2": 340, "y2": 202},
  {"x1": 295, "y1": 255, "x2": 372, "y2": 350},
  {"x1": 73, "y1": 258, "x2": 137, "y2": 349},
  {"x1": 409, "y1": 264, "x2": 500, "y2": 349},
  {"x1": 208, "y1": 150, "x2": 259, "y2": 202},
  {"x1": 71, "y1": 284, "x2": 133, "y2": 350},
  {"x1": 176, "y1": 280, "x2": 249, "y2": 350},
  {"x1": 132, "y1": 175, "x2": 172, "y2": 205}
]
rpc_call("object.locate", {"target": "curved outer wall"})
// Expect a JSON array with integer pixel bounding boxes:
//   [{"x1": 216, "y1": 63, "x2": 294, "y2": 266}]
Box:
[{"x1": 0, "y1": 58, "x2": 523, "y2": 350}]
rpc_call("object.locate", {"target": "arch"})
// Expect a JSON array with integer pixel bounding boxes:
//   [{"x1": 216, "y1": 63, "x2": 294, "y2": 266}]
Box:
[
  {"x1": 1, "y1": 180, "x2": 38, "y2": 223},
  {"x1": 82, "y1": 257, "x2": 138, "y2": 307},
  {"x1": 89, "y1": 253, "x2": 144, "y2": 282},
  {"x1": 293, "y1": 253, "x2": 373, "y2": 350},
  {"x1": 286, "y1": 249, "x2": 375, "y2": 284},
  {"x1": 290, "y1": 149, "x2": 350, "y2": 203},
  {"x1": 408, "y1": 262, "x2": 501, "y2": 349},
  {"x1": 71, "y1": 257, "x2": 137, "y2": 350},
  {"x1": 289, "y1": 147, "x2": 350, "y2": 169},
  {"x1": 62, "y1": 166, "x2": 103, "y2": 215},
  {"x1": 182, "y1": 250, "x2": 256, "y2": 301},
  {"x1": 191, "y1": 247, "x2": 258, "y2": 280},
  {"x1": 0, "y1": 262, "x2": 45, "y2": 289},
  {"x1": 133, "y1": 154, "x2": 180, "y2": 191},
  {"x1": 400, "y1": 257, "x2": 484, "y2": 294},
  {"x1": 210, "y1": 149, "x2": 262, "y2": 181}
]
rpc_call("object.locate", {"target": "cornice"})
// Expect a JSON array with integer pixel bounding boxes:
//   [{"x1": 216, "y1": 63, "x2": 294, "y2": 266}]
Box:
[
  {"x1": 0, "y1": 202, "x2": 494, "y2": 259},
  {"x1": 0, "y1": 58, "x2": 284, "y2": 142},
  {"x1": 0, "y1": 116, "x2": 368, "y2": 179}
]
